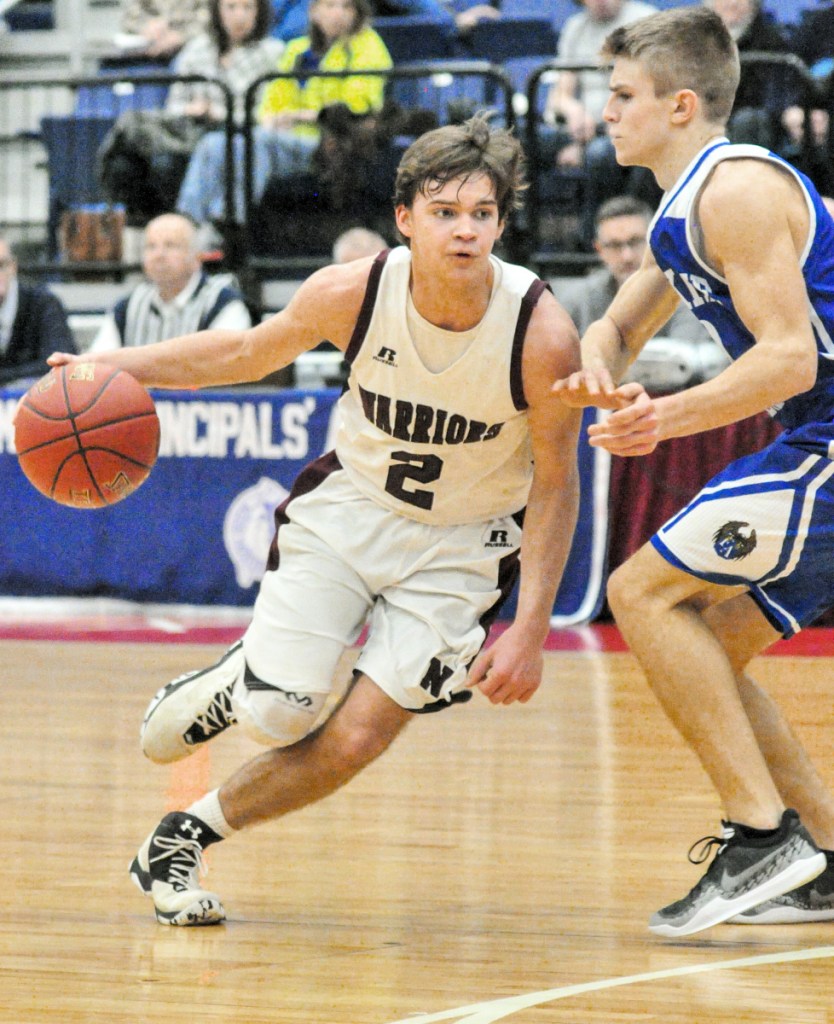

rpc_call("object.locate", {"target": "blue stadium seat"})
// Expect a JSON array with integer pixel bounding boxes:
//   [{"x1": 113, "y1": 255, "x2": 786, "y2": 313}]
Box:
[
  {"x1": 5, "y1": 0, "x2": 53, "y2": 30},
  {"x1": 496, "y1": 0, "x2": 574, "y2": 31},
  {"x1": 372, "y1": 17, "x2": 453, "y2": 63},
  {"x1": 762, "y1": 0, "x2": 819, "y2": 26},
  {"x1": 462, "y1": 17, "x2": 557, "y2": 62},
  {"x1": 75, "y1": 64, "x2": 170, "y2": 117},
  {"x1": 40, "y1": 115, "x2": 116, "y2": 256},
  {"x1": 386, "y1": 64, "x2": 501, "y2": 125}
]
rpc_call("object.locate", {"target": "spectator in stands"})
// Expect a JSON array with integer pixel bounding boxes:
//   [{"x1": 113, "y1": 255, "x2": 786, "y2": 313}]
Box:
[
  {"x1": 0, "y1": 236, "x2": 77, "y2": 386},
  {"x1": 101, "y1": 0, "x2": 285, "y2": 223},
  {"x1": 89, "y1": 214, "x2": 251, "y2": 352},
  {"x1": 119, "y1": 0, "x2": 211, "y2": 59},
  {"x1": 768, "y1": 1, "x2": 833, "y2": 196},
  {"x1": 555, "y1": 197, "x2": 704, "y2": 343},
  {"x1": 541, "y1": 0, "x2": 660, "y2": 247},
  {"x1": 706, "y1": 0, "x2": 792, "y2": 147},
  {"x1": 177, "y1": 0, "x2": 392, "y2": 233},
  {"x1": 271, "y1": 0, "x2": 498, "y2": 41},
  {"x1": 791, "y1": 0, "x2": 834, "y2": 79},
  {"x1": 167, "y1": 0, "x2": 284, "y2": 127},
  {"x1": 332, "y1": 226, "x2": 387, "y2": 262}
]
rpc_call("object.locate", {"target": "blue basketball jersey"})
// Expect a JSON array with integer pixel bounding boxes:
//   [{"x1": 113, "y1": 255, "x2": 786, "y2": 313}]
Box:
[{"x1": 649, "y1": 138, "x2": 834, "y2": 454}]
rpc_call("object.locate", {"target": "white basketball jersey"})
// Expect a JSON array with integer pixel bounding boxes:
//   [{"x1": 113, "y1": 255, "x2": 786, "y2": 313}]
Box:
[{"x1": 334, "y1": 246, "x2": 547, "y2": 526}]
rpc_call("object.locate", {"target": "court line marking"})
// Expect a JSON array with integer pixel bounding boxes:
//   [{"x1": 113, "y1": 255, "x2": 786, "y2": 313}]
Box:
[{"x1": 384, "y1": 944, "x2": 834, "y2": 1024}]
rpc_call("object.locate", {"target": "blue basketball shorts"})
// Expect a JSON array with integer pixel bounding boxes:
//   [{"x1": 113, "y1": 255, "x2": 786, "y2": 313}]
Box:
[{"x1": 651, "y1": 439, "x2": 834, "y2": 636}]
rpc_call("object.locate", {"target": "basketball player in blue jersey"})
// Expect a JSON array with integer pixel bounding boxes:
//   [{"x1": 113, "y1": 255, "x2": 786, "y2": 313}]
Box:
[
  {"x1": 47, "y1": 116, "x2": 582, "y2": 926},
  {"x1": 554, "y1": 5, "x2": 834, "y2": 936}
]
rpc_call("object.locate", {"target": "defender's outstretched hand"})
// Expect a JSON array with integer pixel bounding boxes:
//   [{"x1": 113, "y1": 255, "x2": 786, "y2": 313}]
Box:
[
  {"x1": 552, "y1": 368, "x2": 642, "y2": 410},
  {"x1": 586, "y1": 387, "x2": 659, "y2": 456}
]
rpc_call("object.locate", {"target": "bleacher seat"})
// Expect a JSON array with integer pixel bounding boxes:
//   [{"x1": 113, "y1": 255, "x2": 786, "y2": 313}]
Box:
[
  {"x1": 495, "y1": 0, "x2": 574, "y2": 31},
  {"x1": 762, "y1": 0, "x2": 820, "y2": 26},
  {"x1": 4, "y1": 0, "x2": 53, "y2": 30},
  {"x1": 75, "y1": 65, "x2": 170, "y2": 118},
  {"x1": 387, "y1": 63, "x2": 500, "y2": 125},
  {"x1": 373, "y1": 17, "x2": 453, "y2": 63},
  {"x1": 461, "y1": 17, "x2": 557, "y2": 63}
]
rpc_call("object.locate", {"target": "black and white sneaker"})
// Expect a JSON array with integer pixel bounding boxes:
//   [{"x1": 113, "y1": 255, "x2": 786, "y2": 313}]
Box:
[
  {"x1": 728, "y1": 850, "x2": 834, "y2": 923},
  {"x1": 141, "y1": 641, "x2": 244, "y2": 764},
  {"x1": 649, "y1": 809, "x2": 826, "y2": 937},
  {"x1": 129, "y1": 811, "x2": 226, "y2": 926}
]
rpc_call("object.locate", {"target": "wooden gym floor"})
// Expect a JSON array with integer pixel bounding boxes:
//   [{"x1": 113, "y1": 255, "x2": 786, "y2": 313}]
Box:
[{"x1": 2, "y1": 604, "x2": 833, "y2": 1023}]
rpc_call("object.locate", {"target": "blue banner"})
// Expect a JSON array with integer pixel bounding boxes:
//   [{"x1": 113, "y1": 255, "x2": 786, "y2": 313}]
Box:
[{"x1": 0, "y1": 388, "x2": 607, "y2": 622}]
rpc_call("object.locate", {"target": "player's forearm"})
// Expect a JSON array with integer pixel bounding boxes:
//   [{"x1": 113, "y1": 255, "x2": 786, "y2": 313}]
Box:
[
  {"x1": 74, "y1": 328, "x2": 275, "y2": 390},
  {"x1": 513, "y1": 466, "x2": 580, "y2": 641},
  {"x1": 653, "y1": 336, "x2": 816, "y2": 440},
  {"x1": 581, "y1": 315, "x2": 634, "y2": 383}
]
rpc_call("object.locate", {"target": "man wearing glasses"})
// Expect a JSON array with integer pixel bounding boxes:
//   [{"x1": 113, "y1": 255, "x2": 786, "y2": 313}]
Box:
[
  {"x1": 553, "y1": 195, "x2": 721, "y2": 389},
  {"x1": 0, "y1": 236, "x2": 77, "y2": 386}
]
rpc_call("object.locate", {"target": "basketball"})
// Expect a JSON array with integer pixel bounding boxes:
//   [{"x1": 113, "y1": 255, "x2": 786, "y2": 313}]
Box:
[{"x1": 14, "y1": 362, "x2": 160, "y2": 508}]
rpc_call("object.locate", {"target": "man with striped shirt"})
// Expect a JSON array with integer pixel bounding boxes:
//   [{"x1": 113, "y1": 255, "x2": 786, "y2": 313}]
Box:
[{"x1": 89, "y1": 213, "x2": 251, "y2": 352}]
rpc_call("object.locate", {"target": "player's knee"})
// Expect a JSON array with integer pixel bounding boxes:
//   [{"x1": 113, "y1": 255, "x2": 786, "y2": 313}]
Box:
[
  {"x1": 607, "y1": 559, "x2": 646, "y2": 619},
  {"x1": 231, "y1": 676, "x2": 326, "y2": 748},
  {"x1": 329, "y1": 716, "x2": 396, "y2": 771}
]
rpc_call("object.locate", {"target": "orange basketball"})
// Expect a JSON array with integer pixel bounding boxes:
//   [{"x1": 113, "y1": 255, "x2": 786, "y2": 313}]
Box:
[{"x1": 14, "y1": 362, "x2": 160, "y2": 508}]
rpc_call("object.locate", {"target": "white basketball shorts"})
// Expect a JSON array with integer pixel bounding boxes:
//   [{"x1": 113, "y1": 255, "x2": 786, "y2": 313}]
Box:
[{"x1": 242, "y1": 455, "x2": 522, "y2": 710}]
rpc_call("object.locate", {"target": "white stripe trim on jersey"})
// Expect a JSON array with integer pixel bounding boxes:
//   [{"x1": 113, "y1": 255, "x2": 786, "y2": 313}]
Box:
[
  {"x1": 754, "y1": 587, "x2": 801, "y2": 636},
  {"x1": 662, "y1": 452, "x2": 820, "y2": 519},
  {"x1": 660, "y1": 452, "x2": 821, "y2": 540},
  {"x1": 758, "y1": 456, "x2": 834, "y2": 587},
  {"x1": 683, "y1": 148, "x2": 817, "y2": 285},
  {"x1": 653, "y1": 137, "x2": 730, "y2": 224},
  {"x1": 810, "y1": 302, "x2": 834, "y2": 357},
  {"x1": 550, "y1": 420, "x2": 610, "y2": 628}
]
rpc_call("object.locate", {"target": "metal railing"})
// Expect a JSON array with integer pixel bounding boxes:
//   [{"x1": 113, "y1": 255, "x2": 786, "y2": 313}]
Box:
[
  {"x1": 237, "y1": 60, "x2": 516, "y2": 279},
  {"x1": 0, "y1": 53, "x2": 830, "y2": 288},
  {"x1": 0, "y1": 71, "x2": 234, "y2": 275}
]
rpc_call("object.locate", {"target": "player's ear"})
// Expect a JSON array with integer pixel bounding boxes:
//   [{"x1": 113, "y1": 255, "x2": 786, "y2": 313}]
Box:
[
  {"x1": 495, "y1": 216, "x2": 506, "y2": 241},
  {"x1": 670, "y1": 88, "x2": 698, "y2": 125},
  {"x1": 394, "y1": 204, "x2": 413, "y2": 240}
]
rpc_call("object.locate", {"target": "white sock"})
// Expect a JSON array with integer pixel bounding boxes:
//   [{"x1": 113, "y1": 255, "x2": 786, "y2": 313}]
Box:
[{"x1": 187, "y1": 789, "x2": 236, "y2": 840}]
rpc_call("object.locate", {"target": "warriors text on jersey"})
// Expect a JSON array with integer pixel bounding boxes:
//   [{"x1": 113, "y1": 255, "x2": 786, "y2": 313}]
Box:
[
  {"x1": 650, "y1": 138, "x2": 834, "y2": 454},
  {"x1": 334, "y1": 246, "x2": 548, "y2": 526}
]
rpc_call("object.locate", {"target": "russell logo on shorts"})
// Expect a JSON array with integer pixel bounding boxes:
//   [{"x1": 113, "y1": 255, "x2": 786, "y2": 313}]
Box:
[{"x1": 713, "y1": 520, "x2": 758, "y2": 560}]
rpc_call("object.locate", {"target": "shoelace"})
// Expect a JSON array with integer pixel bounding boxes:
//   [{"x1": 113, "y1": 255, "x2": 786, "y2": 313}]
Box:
[
  {"x1": 688, "y1": 824, "x2": 736, "y2": 866},
  {"x1": 149, "y1": 834, "x2": 205, "y2": 891},
  {"x1": 191, "y1": 686, "x2": 236, "y2": 739}
]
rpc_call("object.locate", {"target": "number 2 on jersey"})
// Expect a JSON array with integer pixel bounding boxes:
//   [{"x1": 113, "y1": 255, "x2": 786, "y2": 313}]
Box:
[{"x1": 384, "y1": 451, "x2": 443, "y2": 510}]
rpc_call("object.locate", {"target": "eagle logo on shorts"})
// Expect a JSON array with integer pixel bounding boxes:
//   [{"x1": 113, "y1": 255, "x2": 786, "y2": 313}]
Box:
[{"x1": 713, "y1": 520, "x2": 757, "y2": 560}]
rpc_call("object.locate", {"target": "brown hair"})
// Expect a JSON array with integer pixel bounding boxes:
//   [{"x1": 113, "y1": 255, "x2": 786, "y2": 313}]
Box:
[
  {"x1": 209, "y1": 0, "x2": 273, "y2": 54},
  {"x1": 601, "y1": 7, "x2": 740, "y2": 126},
  {"x1": 393, "y1": 113, "x2": 525, "y2": 225},
  {"x1": 308, "y1": 0, "x2": 370, "y2": 54}
]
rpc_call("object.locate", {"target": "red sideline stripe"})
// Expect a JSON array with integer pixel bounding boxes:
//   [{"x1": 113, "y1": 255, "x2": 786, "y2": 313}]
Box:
[{"x1": 0, "y1": 619, "x2": 831, "y2": 655}]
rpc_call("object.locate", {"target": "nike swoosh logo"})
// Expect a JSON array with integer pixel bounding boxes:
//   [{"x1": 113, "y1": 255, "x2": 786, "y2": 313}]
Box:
[{"x1": 718, "y1": 837, "x2": 805, "y2": 893}]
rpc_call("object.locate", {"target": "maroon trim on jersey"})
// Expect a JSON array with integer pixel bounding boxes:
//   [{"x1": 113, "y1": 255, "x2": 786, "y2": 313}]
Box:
[
  {"x1": 344, "y1": 249, "x2": 390, "y2": 366},
  {"x1": 266, "y1": 450, "x2": 343, "y2": 572},
  {"x1": 478, "y1": 545, "x2": 522, "y2": 637},
  {"x1": 509, "y1": 278, "x2": 550, "y2": 412}
]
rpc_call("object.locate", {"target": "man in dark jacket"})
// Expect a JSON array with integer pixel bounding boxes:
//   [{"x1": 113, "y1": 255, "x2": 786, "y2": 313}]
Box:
[{"x1": 0, "y1": 236, "x2": 77, "y2": 385}]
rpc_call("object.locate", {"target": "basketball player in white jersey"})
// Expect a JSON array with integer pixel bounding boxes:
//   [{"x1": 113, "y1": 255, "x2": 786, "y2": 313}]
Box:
[
  {"x1": 48, "y1": 115, "x2": 582, "y2": 926},
  {"x1": 554, "y1": 7, "x2": 834, "y2": 936}
]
